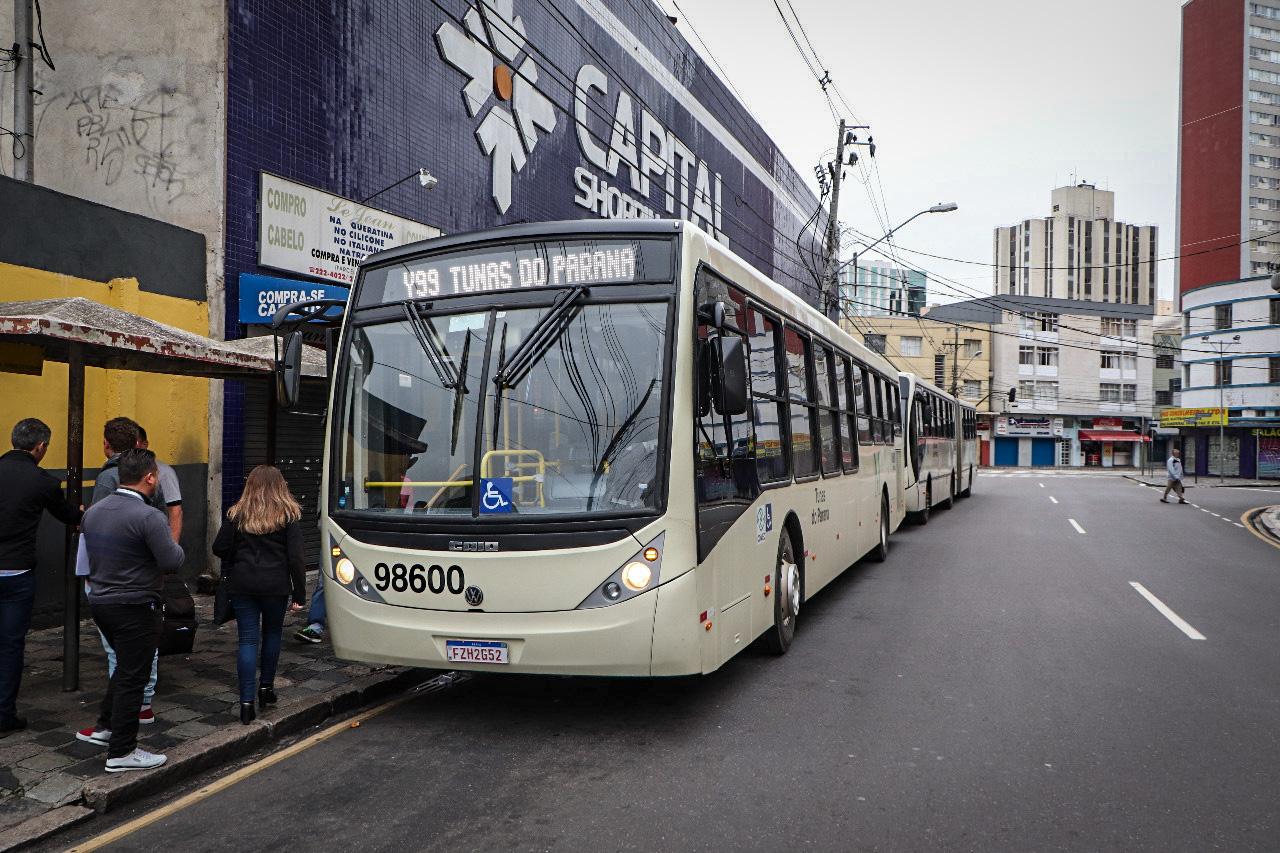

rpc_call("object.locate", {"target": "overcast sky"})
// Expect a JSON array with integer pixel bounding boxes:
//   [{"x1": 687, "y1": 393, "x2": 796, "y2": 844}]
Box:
[{"x1": 664, "y1": 0, "x2": 1181, "y2": 304}]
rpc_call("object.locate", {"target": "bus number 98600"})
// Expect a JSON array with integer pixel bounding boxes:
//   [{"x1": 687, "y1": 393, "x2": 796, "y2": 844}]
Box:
[{"x1": 372, "y1": 563, "x2": 465, "y2": 595}]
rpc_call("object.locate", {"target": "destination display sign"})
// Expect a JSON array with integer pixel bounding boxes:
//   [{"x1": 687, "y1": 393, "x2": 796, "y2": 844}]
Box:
[{"x1": 357, "y1": 238, "x2": 673, "y2": 306}]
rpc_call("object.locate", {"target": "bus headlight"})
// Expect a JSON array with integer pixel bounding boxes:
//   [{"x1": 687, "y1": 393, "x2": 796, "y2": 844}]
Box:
[
  {"x1": 577, "y1": 533, "x2": 666, "y2": 609},
  {"x1": 621, "y1": 562, "x2": 651, "y2": 591},
  {"x1": 335, "y1": 558, "x2": 356, "y2": 585}
]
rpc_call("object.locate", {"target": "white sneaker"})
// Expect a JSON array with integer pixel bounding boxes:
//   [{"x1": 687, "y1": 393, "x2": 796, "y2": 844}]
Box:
[
  {"x1": 105, "y1": 748, "x2": 168, "y2": 773},
  {"x1": 76, "y1": 726, "x2": 111, "y2": 746}
]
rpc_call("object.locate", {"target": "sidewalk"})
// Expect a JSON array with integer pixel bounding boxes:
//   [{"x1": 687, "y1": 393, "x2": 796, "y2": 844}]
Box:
[
  {"x1": 1253, "y1": 506, "x2": 1280, "y2": 543},
  {"x1": 0, "y1": 579, "x2": 422, "y2": 848},
  {"x1": 1122, "y1": 473, "x2": 1279, "y2": 489}
]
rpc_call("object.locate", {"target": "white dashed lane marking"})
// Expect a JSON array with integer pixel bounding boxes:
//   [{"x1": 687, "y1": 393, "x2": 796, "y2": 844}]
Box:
[
  {"x1": 1068, "y1": 518, "x2": 1086, "y2": 535},
  {"x1": 1130, "y1": 582, "x2": 1207, "y2": 641}
]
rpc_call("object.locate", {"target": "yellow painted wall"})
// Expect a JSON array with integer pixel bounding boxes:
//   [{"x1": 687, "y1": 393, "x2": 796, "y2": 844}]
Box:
[{"x1": 0, "y1": 262, "x2": 209, "y2": 469}]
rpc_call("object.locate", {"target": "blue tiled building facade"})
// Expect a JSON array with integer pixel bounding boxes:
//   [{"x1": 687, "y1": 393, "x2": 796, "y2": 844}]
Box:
[{"x1": 223, "y1": 0, "x2": 825, "y2": 507}]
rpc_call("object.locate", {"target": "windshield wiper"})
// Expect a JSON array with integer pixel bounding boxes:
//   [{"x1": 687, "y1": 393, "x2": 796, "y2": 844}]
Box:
[
  {"x1": 491, "y1": 286, "x2": 588, "y2": 447},
  {"x1": 402, "y1": 303, "x2": 459, "y2": 390},
  {"x1": 403, "y1": 303, "x2": 471, "y2": 453},
  {"x1": 492, "y1": 286, "x2": 588, "y2": 390},
  {"x1": 450, "y1": 331, "x2": 472, "y2": 455}
]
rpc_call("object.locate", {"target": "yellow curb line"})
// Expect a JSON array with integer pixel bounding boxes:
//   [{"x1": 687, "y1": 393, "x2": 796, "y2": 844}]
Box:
[
  {"x1": 65, "y1": 692, "x2": 418, "y2": 852},
  {"x1": 1241, "y1": 506, "x2": 1280, "y2": 552}
]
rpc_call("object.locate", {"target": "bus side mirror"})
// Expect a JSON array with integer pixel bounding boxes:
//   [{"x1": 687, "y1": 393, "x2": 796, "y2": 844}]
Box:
[
  {"x1": 714, "y1": 335, "x2": 748, "y2": 416},
  {"x1": 275, "y1": 331, "x2": 303, "y2": 411}
]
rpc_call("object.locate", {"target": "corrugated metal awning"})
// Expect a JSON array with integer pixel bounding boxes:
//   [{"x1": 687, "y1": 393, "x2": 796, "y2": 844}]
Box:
[{"x1": 0, "y1": 297, "x2": 326, "y2": 378}]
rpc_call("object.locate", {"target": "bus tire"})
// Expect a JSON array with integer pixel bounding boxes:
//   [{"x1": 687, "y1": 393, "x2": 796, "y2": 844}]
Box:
[
  {"x1": 915, "y1": 478, "x2": 932, "y2": 525},
  {"x1": 762, "y1": 527, "x2": 801, "y2": 655},
  {"x1": 960, "y1": 465, "x2": 973, "y2": 498},
  {"x1": 869, "y1": 492, "x2": 890, "y2": 562}
]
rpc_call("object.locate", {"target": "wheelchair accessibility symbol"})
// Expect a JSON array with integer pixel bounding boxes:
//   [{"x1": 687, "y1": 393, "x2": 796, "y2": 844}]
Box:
[{"x1": 479, "y1": 477, "x2": 514, "y2": 514}]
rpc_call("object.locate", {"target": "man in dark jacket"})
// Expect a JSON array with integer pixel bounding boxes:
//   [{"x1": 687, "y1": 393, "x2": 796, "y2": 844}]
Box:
[
  {"x1": 0, "y1": 419, "x2": 82, "y2": 734},
  {"x1": 80, "y1": 449, "x2": 184, "y2": 772}
]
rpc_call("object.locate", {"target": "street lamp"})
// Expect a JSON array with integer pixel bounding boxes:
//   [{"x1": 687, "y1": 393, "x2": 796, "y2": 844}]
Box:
[
  {"x1": 1201, "y1": 333, "x2": 1240, "y2": 485},
  {"x1": 360, "y1": 167, "x2": 439, "y2": 205},
  {"x1": 836, "y1": 203, "x2": 958, "y2": 317}
]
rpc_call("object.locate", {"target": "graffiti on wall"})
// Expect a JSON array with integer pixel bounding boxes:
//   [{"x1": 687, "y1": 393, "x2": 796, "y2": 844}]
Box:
[{"x1": 35, "y1": 63, "x2": 203, "y2": 211}]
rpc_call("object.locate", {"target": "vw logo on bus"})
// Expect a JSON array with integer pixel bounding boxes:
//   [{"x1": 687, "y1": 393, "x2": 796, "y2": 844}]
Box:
[{"x1": 464, "y1": 586, "x2": 485, "y2": 607}]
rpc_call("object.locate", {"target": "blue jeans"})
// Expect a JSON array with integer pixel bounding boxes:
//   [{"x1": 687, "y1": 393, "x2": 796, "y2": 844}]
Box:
[
  {"x1": 307, "y1": 579, "x2": 325, "y2": 629},
  {"x1": 229, "y1": 595, "x2": 288, "y2": 704},
  {"x1": 0, "y1": 572, "x2": 36, "y2": 723},
  {"x1": 99, "y1": 629, "x2": 158, "y2": 705}
]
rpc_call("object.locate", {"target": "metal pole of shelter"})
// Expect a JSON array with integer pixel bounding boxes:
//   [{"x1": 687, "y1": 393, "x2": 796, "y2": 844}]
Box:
[{"x1": 63, "y1": 342, "x2": 84, "y2": 691}]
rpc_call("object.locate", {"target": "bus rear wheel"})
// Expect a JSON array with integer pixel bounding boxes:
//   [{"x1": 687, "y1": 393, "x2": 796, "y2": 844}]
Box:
[
  {"x1": 869, "y1": 492, "x2": 890, "y2": 562},
  {"x1": 762, "y1": 529, "x2": 801, "y2": 654},
  {"x1": 915, "y1": 479, "x2": 932, "y2": 525}
]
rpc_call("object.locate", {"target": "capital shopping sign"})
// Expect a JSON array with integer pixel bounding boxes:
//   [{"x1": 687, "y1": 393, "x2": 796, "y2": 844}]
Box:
[{"x1": 433, "y1": 0, "x2": 807, "y2": 242}]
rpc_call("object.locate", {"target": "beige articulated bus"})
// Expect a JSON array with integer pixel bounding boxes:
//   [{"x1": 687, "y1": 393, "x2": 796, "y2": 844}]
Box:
[{"x1": 303, "y1": 219, "x2": 911, "y2": 676}]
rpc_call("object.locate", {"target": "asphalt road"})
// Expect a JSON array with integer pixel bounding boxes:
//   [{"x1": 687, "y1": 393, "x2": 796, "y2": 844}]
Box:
[{"x1": 54, "y1": 472, "x2": 1280, "y2": 853}]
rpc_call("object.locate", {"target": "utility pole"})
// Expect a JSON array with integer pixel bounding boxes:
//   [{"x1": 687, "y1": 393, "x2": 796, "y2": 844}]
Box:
[
  {"x1": 820, "y1": 119, "x2": 847, "y2": 322},
  {"x1": 12, "y1": 0, "x2": 35, "y2": 182},
  {"x1": 947, "y1": 328, "x2": 960, "y2": 397}
]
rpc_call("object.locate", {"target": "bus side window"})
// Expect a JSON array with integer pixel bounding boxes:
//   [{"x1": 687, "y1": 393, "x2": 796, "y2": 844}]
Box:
[
  {"x1": 815, "y1": 345, "x2": 840, "y2": 475},
  {"x1": 856, "y1": 364, "x2": 872, "y2": 446},
  {"x1": 872, "y1": 376, "x2": 885, "y2": 444},
  {"x1": 784, "y1": 327, "x2": 818, "y2": 478},
  {"x1": 694, "y1": 272, "x2": 756, "y2": 504},
  {"x1": 836, "y1": 355, "x2": 858, "y2": 473},
  {"x1": 747, "y1": 305, "x2": 789, "y2": 484}
]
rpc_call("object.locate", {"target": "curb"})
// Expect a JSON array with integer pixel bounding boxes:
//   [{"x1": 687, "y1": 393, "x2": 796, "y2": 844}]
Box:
[
  {"x1": 1246, "y1": 506, "x2": 1280, "y2": 546},
  {"x1": 81, "y1": 668, "x2": 430, "y2": 814},
  {"x1": 0, "y1": 667, "x2": 432, "y2": 851},
  {"x1": 0, "y1": 805, "x2": 93, "y2": 851}
]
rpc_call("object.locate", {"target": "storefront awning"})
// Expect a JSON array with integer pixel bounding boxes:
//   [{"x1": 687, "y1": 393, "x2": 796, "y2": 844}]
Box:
[{"x1": 1078, "y1": 430, "x2": 1149, "y2": 442}]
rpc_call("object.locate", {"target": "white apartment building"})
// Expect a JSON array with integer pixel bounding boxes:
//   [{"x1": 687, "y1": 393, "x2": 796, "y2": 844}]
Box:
[
  {"x1": 936, "y1": 296, "x2": 1155, "y2": 467},
  {"x1": 1174, "y1": 275, "x2": 1280, "y2": 477},
  {"x1": 993, "y1": 184, "x2": 1158, "y2": 305},
  {"x1": 839, "y1": 262, "x2": 927, "y2": 317}
]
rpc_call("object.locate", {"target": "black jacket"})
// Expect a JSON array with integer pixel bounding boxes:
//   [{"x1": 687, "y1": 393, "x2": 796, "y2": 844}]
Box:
[
  {"x1": 0, "y1": 449, "x2": 82, "y2": 572},
  {"x1": 212, "y1": 516, "x2": 306, "y2": 605}
]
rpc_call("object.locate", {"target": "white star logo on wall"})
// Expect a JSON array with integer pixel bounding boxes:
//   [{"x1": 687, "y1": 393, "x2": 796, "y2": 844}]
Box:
[{"x1": 435, "y1": 0, "x2": 558, "y2": 214}]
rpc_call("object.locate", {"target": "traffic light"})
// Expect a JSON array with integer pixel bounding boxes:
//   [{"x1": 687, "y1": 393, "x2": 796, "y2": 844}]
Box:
[{"x1": 1007, "y1": 387, "x2": 1016, "y2": 403}]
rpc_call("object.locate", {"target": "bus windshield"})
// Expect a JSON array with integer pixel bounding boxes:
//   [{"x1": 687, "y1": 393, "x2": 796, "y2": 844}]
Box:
[{"x1": 333, "y1": 299, "x2": 670, "y2": 518}]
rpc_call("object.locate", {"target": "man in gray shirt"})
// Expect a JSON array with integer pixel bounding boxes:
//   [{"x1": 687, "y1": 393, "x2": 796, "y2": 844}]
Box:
[
  {"x1": 135, "y1": 424, "x2": 182, "y2": 544},
  {"x1": 92, "y1": 419, "x2": 180, "y2": 542},
  {"x1": 78, "y1": 449, "x2": 184, "y2": 772},
  {"x1": 1161, "y1": 448, "x2": 1188, "y2": 504}
]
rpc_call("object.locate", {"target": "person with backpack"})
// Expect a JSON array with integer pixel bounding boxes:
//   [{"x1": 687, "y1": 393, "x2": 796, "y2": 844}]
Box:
[{"x1": 212, "y1": 466, "x2": 306, "y2": 724}]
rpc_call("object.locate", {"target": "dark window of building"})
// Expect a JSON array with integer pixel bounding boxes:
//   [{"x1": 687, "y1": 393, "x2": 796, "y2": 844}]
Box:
[
  {"x1": 1215, "y1": 303, "x2": 1232, "y2": 330},
  {"x1": 1271, "y1": 357, "x2": 1280, "y2": 384},
  {"x1": 1156, "y1": 354, "x2": 1175, "y2": 369},
  {"x1": 934, "y1": 353, "x2": 946, "y2": 386},
  {"x1": 1215, "y1": 360, "x2": 1233, "y2": 386},
  {"x1": 1156, "y1": 390, "x2": 1172, "y2": 406},
  {"x1": 1271, "y1": 297, "x2": 1280, "y2": 325},
  {"x1": 863, "y1": 334, "x2": 885, "y2": 354}
]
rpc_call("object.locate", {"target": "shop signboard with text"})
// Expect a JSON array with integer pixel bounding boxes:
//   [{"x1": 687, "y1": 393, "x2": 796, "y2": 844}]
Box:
[
  {"x1": 1160, "y1": 407, "x2": 1227, "y2": 427},
  {"x1": 258, "y1": 173, "x2": 442, "y2": 286}
]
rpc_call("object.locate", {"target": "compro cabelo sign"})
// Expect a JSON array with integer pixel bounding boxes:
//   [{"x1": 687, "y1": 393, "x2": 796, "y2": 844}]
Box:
[
  {"x1": 258, "y1": 173, "x2": 441, "y2": 286},
  {"x1": 237, "y1": 273, "x2": 349, "y2": 325}
]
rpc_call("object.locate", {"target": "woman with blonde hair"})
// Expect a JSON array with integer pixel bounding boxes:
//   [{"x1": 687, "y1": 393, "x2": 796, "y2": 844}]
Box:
[{"x1": 212, "y1": 465, "x2": 306, "y2": 724}]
